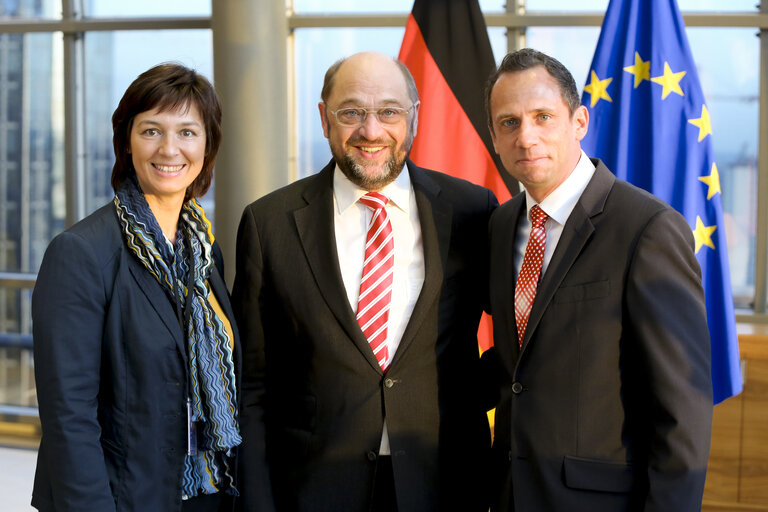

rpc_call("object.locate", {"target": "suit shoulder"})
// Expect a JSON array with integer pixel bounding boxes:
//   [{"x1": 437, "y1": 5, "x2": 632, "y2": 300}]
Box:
[
  {"x1": 54, "y1": 204, "x2": 123, "y2": 259},
  {"x1": 490, "y1": 192, "x2": 523, "y2": 224},
  {"x1": 241, "y1": 172, "x2": 325, "y2": 218},
  {"x1": 40, "y1": 203, "x2": 124, "y2": 281},
  {"x1": 608, "y1": 177, "x2": 680, "y2": 220},
  {"x1": 421, "y1": 168, "x2": 491, "y2": 194},
  {"x1": 418, "y1": 168, "x2": 498, "y2": 210}
]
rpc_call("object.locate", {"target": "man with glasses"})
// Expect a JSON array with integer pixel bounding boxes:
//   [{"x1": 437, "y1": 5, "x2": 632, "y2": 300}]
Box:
[{"x1": 233, "y1": 52, "x2": 498, "y2": 512}]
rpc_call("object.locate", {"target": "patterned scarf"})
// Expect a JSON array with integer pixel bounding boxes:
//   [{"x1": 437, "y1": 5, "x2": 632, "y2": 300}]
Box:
[{"x1": 114, "y1": 176, "x2": 240, "y2": 497}]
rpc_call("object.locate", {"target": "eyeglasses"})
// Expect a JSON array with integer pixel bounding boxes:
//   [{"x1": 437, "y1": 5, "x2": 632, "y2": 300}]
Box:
[{"x1": 327, "y1": 102, "x2": 419, "y2": 127}]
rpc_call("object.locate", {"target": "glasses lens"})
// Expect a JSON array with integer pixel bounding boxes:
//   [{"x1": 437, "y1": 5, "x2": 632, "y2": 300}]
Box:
[
  {"x1": 376, "y1": 107, "x2": 406, "y2": 124},
  {"x1": 336, "y1": 108, "x2": 363, "y2": 126}
]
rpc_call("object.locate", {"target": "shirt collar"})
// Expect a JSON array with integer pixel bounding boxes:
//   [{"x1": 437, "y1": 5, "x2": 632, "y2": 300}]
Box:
[
  {"x1": 333, "y1": 162, "x2": 413, "y2": 215},
  {"x1": 524, "y1": 149, "x2": 595, "y2": 225}
]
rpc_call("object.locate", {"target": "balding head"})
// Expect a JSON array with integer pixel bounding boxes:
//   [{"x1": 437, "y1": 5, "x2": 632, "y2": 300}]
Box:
[{"x1": 321, "y1": 52, "x2": 419, "y2": 105}]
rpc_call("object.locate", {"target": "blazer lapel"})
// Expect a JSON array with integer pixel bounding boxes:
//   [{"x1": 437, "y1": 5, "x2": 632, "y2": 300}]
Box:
[
  {"x1": 127, "y1": 256, "x2": 187, "y2": 363},
  {"x1": 390, "y1": 163, "x2": 450, "y2": 368},
  {"x1": 521, "y1": 160, "x2": 615, "y2": 350},
  {"x1": 293, "y1": 162, "x2": 384, "y2": 373}
]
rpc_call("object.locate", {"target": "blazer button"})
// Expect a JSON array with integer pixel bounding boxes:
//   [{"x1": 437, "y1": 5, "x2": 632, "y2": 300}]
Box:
[
  {"x1": 511, "y1": 382, "x2": 524, "y2": 394},
  {"x1": 367, "y1": 451, "x2": 377, "y2": 462},
  {"x1": 384, "y1": 378, "x2": 394, "y2": 388}
]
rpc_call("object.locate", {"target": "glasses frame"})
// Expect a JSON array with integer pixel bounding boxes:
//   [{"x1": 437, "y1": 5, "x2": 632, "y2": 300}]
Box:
[{"x1": 327, "y1": 102, "x2": 420, "y2": 127}]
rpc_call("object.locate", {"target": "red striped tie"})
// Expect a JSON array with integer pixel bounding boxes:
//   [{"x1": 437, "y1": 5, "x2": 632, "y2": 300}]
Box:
[
  {"x1": 357, "y1": 192, "x2": 394, "y2": 371},
  {"x1": 515, "y1": 205, "x2": 548, "y2": 347}
]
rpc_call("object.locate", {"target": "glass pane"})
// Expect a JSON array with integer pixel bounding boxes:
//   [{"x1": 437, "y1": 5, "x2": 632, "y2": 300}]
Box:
[
  {"x1": 83, "y1": 29, "x2": 214, "y2": 218},
  {"x1": 526, "y1": 0, "x2": 756, "y2": 11},
  {"x1": 0, "y1": 32, "x2": 65, "y2": 274},
  {"x1": 85, "y1": 0, "x2": 210, "y2": 17},
  {"x1": 293, "y1": 0, "x2": 504, "y2": 13},
  {"x1": 0, "y1": 286, "x2": 34, "y2": 408},
  {"x1": 687, "y1": 28, "x2": 758, "y2": 306},
  {"x1": 677, "y1": 0, "x2": 756, "y2": 11},
  {"x1": 0, "y1": 0, "x2": 60, "y2": 19},
  {"x1": 526, "y1": 27, "x2": 601, "y2": 93},
  {"x1": 526, "y1": 0, "x2": 608, "y2": 11},
  {"x1": 294, "y1": 26, "x2": 506, "y2": 179}
]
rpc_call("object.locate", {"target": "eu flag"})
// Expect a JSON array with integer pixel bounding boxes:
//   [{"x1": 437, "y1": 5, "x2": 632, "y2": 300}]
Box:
[{"x1": 581, "y1": 0, "x2": 742, "y2": 404}]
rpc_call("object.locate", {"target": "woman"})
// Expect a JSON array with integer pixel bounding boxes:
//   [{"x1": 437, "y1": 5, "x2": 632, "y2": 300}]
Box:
[{"x1": 31, "y1": 63, "x2": 240, "y2": 512}]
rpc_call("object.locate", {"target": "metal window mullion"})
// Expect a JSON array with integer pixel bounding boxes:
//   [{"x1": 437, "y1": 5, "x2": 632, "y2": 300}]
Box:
[
  {"x1": 753, "y1": 5, "x2": 768, "y2": 314},
  {"x1": 0, "y1": 17, "x2": 210, "y2": 34},
  {"x1": 507, "y1": 0, "x2": 526, "y2": 54},
  {"x1": 62, "y1": 0, "x2": 87, "y2": 227},
  {"x1": 283, "y1": 12, "x2": 767, "y2": 30}
]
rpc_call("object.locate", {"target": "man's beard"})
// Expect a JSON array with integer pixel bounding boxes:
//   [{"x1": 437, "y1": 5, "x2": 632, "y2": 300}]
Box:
[
  {"x1": 336, "y1": 149, "x2": 402, "y2": 191},
  {"x1": 329, "y1": 125, "x2": 414, "y2": 191}
]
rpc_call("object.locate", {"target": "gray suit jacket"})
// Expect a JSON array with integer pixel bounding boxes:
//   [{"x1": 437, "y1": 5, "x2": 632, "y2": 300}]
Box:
[
  {"x1": 488, "y1": 159, "x2": 713, "y2": 512},
  {"x1": 233, "y1": 160, "x2": 497, "y2": 512}
]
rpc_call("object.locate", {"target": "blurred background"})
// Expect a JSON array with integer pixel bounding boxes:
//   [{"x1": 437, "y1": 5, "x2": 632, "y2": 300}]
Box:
[{"x1": 0, "y1": 1, "x2": 764, "y2": 510}]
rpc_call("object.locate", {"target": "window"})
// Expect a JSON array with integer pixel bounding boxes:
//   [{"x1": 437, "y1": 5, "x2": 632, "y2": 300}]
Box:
[
  {"x1": 1, "y1": 0, "x2": 766, "y2": 420},
  {"x1": 0, "y1": 1, "x2": 211, "y2": 414}
]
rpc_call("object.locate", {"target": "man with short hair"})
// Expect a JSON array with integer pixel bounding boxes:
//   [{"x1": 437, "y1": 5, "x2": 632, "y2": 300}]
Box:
[
  {"x1": 484, "y1": 48, "x2": 712, "y2": 511},
  {"x1": 233, "y1": 51, "x2": 497, "y2": 512}
]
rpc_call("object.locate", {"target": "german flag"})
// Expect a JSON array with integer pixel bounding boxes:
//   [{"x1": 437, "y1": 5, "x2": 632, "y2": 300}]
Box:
[
  {"x1": 399, "y1": 0, "x2": 515, "y2": 352},
  {"x1": 398, "y1": 0, "x2": 515, "y2": 205}
]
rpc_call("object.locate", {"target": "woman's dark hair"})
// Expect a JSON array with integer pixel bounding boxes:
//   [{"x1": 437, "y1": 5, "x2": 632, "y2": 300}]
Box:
[{"x1": 111, "y1": 63, "x2": 222, "y2": 201}]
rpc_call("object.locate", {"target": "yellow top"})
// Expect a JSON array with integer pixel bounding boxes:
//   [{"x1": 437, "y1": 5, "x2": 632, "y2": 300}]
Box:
[{"x1": 208, "y1": 287, "x2": 235, "y2": 350}]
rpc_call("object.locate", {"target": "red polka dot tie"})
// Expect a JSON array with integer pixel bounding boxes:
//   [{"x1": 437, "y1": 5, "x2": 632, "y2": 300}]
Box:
[
  {"x1": 357, "y1": 192, "x2": 394, "y2": 371},
  {"x1": 515, "y1": 205, "x2": 548, "y2": 347}
]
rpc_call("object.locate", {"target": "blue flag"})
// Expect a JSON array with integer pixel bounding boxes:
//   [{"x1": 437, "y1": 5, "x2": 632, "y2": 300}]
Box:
[{"x1": 581, "y1": 0, "x2": 742, "y2": 404}]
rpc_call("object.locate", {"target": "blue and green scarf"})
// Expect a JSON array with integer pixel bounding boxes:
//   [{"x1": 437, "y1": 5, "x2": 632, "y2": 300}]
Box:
[{"x1": 114, "y1": 176, "x2": 240, "y2": 497}]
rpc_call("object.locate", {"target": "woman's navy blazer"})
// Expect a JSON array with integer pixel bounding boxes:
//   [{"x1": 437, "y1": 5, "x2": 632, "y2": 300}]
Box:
[{"x1": 31, "y1": 203, "x2": 240, "y2": 512}]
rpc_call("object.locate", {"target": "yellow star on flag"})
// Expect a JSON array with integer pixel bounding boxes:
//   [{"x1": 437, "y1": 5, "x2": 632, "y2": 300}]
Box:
[
  {"x1": 584, "y1": 70, "x2": 613, "y2": 107},
  {"x1": 688, "y1": 104, "x2": 712, "y2": 142},
  {"x1": 623, "y1": 52, "x2": 651, "y2": 88},
  {"x1": 693, "y1": 216, "x2": 717, "y2": 253},
  {"x1": 650, "y1": 62, "x2": 686, "y2": 99},
  {"x1": 698, "y1": 163, "x2": 721, "y2": 200}
]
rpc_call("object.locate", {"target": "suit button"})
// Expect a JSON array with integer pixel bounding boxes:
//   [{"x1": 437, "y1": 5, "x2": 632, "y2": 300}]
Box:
[
  {"x1": 367, "y1": 451, "x2": 377, "y2": 462},
  {"x1": 384, "y1": 378, "x2": 394, "y2": 388},
  {"x1": 511, "y1": 382, "x2": 524, "y2": 394}
]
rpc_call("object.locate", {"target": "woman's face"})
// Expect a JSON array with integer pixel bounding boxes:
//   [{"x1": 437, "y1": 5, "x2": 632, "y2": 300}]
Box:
[{"x1": 129, "y1": 103, "x2": 206, "y2": 207}]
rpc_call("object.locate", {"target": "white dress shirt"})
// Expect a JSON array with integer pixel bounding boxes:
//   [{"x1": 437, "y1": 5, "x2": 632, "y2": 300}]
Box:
[
  {"x1": 514, "y1": 150, "x2": 596, "y2": 279},
  {"x1": 333, "y1": 163, "x2": 425, "y2": 455}
]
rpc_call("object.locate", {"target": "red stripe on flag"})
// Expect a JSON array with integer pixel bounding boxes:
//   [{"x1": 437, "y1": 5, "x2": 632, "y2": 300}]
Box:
[
  {"x1": 399, "y1": 14, "x2": 504, "y2": 351},
  {"x1": 399, "y1": 15, "x2": 511, "y2": 204}
]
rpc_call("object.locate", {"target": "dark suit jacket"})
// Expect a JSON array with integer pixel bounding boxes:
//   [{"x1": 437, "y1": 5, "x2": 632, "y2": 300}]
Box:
[
  {"x1": 31, "y1": 204, "x2": 240, "y2": 512},
  {"x1": 488, "y1": 160, "x2": 713, "y2": 512},
  {"x1": 232, "y1": 160, "x2": 497, "y2": 512}
]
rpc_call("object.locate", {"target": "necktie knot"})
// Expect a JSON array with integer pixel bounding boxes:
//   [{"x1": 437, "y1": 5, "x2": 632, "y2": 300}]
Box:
[
  {"x1": 530, "y1": 204, "x2": 548, "y2": 229},
  {"x1": 360, "y1": 192, "x2": 389, "y2": 210}
]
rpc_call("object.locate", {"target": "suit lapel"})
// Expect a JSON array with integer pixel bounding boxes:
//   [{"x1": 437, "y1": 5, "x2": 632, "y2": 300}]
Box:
[
  {"x1": 293, "y1": 162, "x2": 384, "y2": 373},
  {"x1": 127, "y1": 256, "x2": 187, "y2": 363},
  {"x1": 390, "y1": 163, "x2": 450, "y2": 368},
  {"x1": 521, "y1": 161, "x2": 615, "y2": 350}
]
